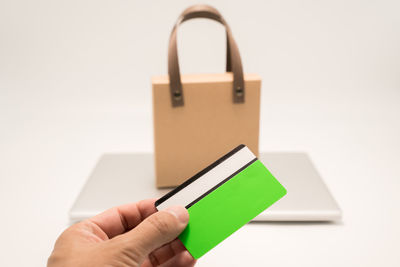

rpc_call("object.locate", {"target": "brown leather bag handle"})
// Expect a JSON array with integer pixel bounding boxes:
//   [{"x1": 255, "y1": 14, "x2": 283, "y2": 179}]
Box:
[{"x1": 168, "y1": 5, "x2": 245, "y2": 107}]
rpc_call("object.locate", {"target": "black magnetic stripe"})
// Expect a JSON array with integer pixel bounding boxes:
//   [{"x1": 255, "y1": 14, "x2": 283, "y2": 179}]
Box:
[
  {"x1": 155, "y1": 144, "x2": 246, "y2": 208},
  {"x1": 185, "y1": 157, "x2": 257, "y2": 209}
]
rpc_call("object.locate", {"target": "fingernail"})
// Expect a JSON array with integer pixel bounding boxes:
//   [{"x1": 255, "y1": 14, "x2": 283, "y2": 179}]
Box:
[
  {"x1": 182, "y1": 250, "x2": 196, "y2": 261},
  {"x1": 165, "y1": 206, "x2": 189, "y2": 223}
]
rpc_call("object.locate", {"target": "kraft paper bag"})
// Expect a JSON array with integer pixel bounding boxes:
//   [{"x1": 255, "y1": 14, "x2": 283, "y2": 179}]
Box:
[{"x1": 152, "y1": 5, "x2": 261, "y2": 187}]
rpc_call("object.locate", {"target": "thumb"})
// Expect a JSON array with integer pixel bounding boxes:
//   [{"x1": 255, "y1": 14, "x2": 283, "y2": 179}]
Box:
[{"x1": 122, "y1": 206, "x2": 189, "y2": 256}]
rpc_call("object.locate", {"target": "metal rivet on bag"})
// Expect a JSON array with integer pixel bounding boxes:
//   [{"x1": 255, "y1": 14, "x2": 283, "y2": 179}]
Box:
[
  {"x1": 235, "y1": 87, "x2": 243, "y2": 97},
  {"x1": 173, "y1": 91, "x2": 182, "y2": 99}
]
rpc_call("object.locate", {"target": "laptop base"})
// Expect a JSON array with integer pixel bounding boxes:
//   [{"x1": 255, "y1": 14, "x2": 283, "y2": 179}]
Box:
[{"x1": 69, "y1": 153, "x2": 341, "y2": 223}]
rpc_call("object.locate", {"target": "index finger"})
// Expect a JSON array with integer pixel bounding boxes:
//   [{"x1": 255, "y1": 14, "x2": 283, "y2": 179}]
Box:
[{"x1": 89, "y1": 198, "x2": 157, "y2": 239}]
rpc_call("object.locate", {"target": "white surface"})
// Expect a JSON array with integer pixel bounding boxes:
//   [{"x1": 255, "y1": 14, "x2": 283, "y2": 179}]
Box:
[
  {"x1": 157, "y1": 146, "x2": 255, "y2": 210},
  {"x1": 1, "y1": 0, "x2": 400, "y2": 266},
  {"x1": 69, "y1": 152, "x2": 341, "y2": 222}
]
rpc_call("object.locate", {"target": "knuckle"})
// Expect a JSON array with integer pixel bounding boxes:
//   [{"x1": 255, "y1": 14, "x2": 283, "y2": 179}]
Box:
[
  {"x1": 111, "y1": 237, "x2": 143, "y2": 265},
  {"x1": 147, "y1": 213, "x2": 173, "y2": 236}
]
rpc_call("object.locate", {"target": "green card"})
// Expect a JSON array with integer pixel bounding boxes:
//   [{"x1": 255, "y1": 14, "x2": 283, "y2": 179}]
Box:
[{"x1": 155, "y1": 144, "x2": 287, "y2": 259}]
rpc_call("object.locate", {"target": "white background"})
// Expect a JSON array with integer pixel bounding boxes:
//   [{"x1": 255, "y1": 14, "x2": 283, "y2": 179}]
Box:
[{"x1": 1, "y1": 0, "x2": 399, "y2": 266}]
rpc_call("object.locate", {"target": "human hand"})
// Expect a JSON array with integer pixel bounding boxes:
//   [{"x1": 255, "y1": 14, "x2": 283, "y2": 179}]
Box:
[{"x1": 48, "y1": 199, "x2": 196, "y2": 267}]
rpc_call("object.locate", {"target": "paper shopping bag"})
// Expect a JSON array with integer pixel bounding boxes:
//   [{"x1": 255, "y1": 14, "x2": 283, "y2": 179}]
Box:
[{"x1": 152, "y1": 5, "x2": 261, "y2": 187}]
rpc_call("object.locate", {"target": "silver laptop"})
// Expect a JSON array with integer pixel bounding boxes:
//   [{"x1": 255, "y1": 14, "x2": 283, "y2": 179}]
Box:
[{"x1": 70, "y1": 153, "x2": 341, "y2": 223}]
